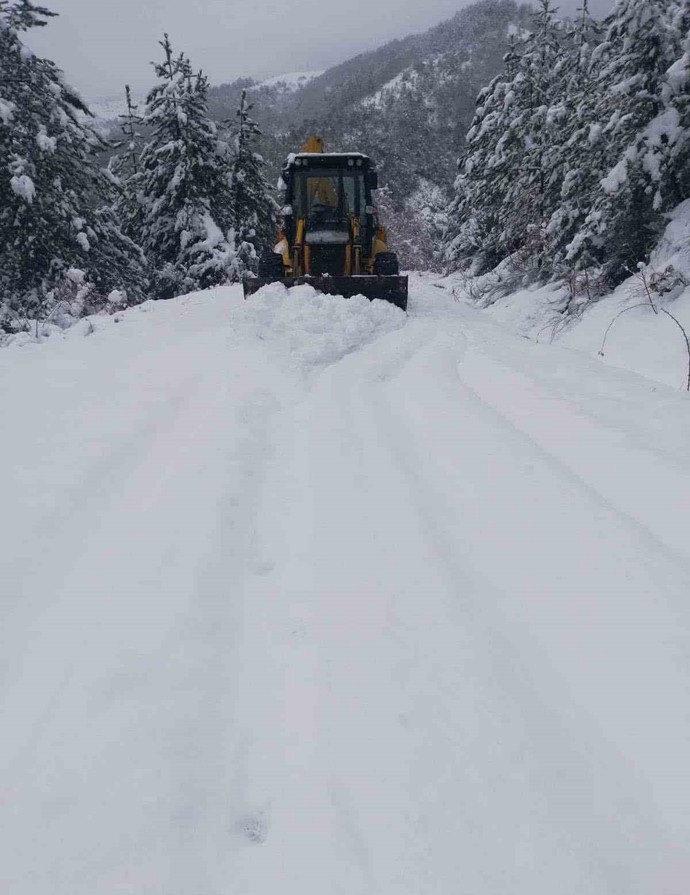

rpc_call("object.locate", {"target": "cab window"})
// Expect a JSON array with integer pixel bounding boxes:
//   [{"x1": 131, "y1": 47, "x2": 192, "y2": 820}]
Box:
[{"x1": 293, "y1": 170, "x2": 366, "y2": 219}]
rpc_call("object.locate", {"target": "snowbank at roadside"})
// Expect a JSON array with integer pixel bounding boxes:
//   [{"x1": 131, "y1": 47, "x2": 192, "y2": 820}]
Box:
[{"x1": 447, "y1": 202, "x2": 690, "y2": 391}]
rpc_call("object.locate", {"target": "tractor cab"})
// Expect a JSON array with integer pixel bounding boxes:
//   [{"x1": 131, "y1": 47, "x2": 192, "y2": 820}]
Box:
[
  {"x1": 245, "y1": 136, "x2": 407, "y2": 311},
  {"x1": 281, "y1": 145, "x2": 380, "y2": 276}
]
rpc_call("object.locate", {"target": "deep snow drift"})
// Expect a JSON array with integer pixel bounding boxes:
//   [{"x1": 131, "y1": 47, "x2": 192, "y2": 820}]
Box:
[{"x1": 2, "y1": 279, "x2": 690, "y2": 894}]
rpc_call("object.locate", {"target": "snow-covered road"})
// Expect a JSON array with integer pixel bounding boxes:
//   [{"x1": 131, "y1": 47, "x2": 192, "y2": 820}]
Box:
[{"x1": 2, "y1": 277, "x2": 690, "y2": 894}]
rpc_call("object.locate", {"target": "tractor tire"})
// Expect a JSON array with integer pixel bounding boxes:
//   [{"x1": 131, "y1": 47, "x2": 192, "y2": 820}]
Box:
[
  {"x1": 373, "y1": 251, "x2": 400, "y2": 276},
  {"x1": 258, "y1": 251, "x2": 284, "y2": 279}
]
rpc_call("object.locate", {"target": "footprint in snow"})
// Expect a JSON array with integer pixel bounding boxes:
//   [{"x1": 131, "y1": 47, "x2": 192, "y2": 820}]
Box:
[
  {"x1": 250, "y1": 559, "x2": 276, "y2": 576},
  {"x1": 236, "y1": 809, "x2": 269, "y2": 844}
]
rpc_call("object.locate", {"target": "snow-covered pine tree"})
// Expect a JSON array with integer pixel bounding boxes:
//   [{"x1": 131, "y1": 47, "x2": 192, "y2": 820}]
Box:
[
  {"x1": 640, "y1": 2, "x2": 690, "y2": 219},
  {"x1": 137, "y1": 35, "x2": 235, "y2": 299},
  {"x1": 0, "y1": 0, "x2": 146, "y2": 330},
  {"x1": 227, "y1": 88, "x2": 275, "y2": 281},
  {"x1": 445, "y1": 3, "x2": 568, "y2": 278},
  {"x1": 497, "y1": 0, "x2": 565, "y2": 273},
  {"x1": 443, "y1": 35, "x2": 524, "y2": 273},
  {"x1": 545, "y1": 0, "x2": 606, "y2": 278},
  {"x1": 664, "y1": 3, "x2": 690, "y2": 204},
  {"x1": 568, "y1": 0, "x2": 684, "y2": 282},
  {"x1": 109, "y1": 84, "x2": 145, "y2": 243},
  {"x1": 378, "y1": 181, "x2": 446, "y2": 271}
]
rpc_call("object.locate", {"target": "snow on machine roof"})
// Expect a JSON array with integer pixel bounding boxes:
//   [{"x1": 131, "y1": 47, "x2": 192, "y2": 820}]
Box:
[{"x1": 284, "y1": 151, "x2": 373, "y2": 171}]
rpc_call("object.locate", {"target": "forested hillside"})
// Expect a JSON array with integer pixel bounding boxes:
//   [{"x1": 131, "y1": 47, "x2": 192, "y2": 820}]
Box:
[
  {"x1": 282, "y1": 1, "x2": 533, "y2": 190},
  {"x1": 443, "y1": 0, "x2": 690, "y2": 301}
]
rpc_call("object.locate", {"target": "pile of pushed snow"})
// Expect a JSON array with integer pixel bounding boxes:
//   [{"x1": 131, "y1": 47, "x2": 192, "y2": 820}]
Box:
[
  {"x1": 2, "y1": 282, "x2": 406, "y2": 369},
  {"x1": 231, "y1": 282, "x2": 405, "y2": 372}
]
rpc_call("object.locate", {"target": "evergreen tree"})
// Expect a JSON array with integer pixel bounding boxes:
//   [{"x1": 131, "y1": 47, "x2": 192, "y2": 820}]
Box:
[
  {"x1": 445, "y1": 4, "x2": 568, "y2": 275},
  {"x1": 546, "y1": 0, "x2": 605, "y2": 274},
  {"x1": 444, "y1": 36, "x2": 523, "y2": 272},
  {"x1": 666, "y1": 3, "x2": 690, "y2": 203},
  {"x1": 228, "y1": 89, "x2": 276, "y2": 280},
  {"x1": 0, "y1": 0, "x2": 145, "y2": 330},
  {"x1": 109, "y1": 84, "x2": 145, "y2": 243},
  {"x1": 500, "y1": 0, "x2": 564, "y2": 269},
  {"x1": 444, "y1": 0, "x2": 690, "y2": 294},
  {"x1": 137, "y1": 35, "x2": 235, "y2": 299},
  {"x1": 640, "y1": 3, "x2": 690, "y2": 217},
  {"x1": 568, "y1": 0, "x2": 683, "y2": 281}
]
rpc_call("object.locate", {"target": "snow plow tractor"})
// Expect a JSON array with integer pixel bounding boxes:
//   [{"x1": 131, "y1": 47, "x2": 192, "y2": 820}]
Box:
[{"x1": 243, "y1": 137, "x2": 408, "y2": 311}]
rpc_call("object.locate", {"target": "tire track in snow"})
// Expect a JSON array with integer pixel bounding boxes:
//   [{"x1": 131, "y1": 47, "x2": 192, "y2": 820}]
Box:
[
  {"x1": 0, "y1": 333, "x2": 295, "y2": 895},
  {"x1": 5, "y1": 281, "x2": 690, "y2": 894},
  {"x1": 233, "y1": 322, "x2": 607, "y2": 893},
  {"x1": 318, "y1": 329, "x2": 633, "y2": 892},
  {"x1": 454, "y1": 318, "x2": 690, "y2": 563},
  {"x1": 217, "y1": 305, "x2": 690, "y2": 893},
  {"x1": 218, "y1": 321, "x2": 445, "y2": 894},
  {"x1": 457, "y1": 352, "x2": 690, "y2": 580},
  {"x1": 357, "y1": 327, "x2": 690, "y2": 892}
]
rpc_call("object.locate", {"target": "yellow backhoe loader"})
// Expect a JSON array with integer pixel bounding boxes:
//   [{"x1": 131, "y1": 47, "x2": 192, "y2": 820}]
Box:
[{"x1": 243, "y1": 137, "x2": 408, "y2": 311}]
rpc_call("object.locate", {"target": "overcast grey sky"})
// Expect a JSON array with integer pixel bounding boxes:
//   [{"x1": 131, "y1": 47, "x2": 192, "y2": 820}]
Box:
[{"x1": 28, "y1": 0, "x2": 614, "y2": 100}]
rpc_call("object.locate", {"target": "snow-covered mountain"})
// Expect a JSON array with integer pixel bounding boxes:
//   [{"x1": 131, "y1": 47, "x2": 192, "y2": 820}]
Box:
[{"x1": 89, "y1": 92, "x2": 147, "y2": 125}]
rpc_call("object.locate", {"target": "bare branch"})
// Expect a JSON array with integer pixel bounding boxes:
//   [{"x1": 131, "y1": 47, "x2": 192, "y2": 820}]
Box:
[{"x1": 598, "y1": 303, "x2": 649, "y2": 356}]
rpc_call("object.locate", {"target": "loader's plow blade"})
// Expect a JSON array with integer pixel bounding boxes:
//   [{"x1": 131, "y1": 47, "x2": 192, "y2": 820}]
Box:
[{"x1": 243, "y1": 275, "x2": 408, "y2": 312}]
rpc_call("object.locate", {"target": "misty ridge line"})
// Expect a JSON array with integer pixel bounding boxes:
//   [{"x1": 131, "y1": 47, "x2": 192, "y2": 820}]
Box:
[{"x1": 29, "y1": 0, "x2": 613, "y2": 100}]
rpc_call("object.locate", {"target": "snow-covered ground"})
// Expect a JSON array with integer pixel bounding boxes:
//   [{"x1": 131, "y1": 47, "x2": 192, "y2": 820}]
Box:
[
  {"x1": 359, "y1": 68, "x2": 419, "y2": 109},
  {"x1": 2, "y1": 277, "x2": 690, "y2": 894},
  {"x1": 456, "y1": 201, "x2": 690, "y2": 392},
  {"x1": 253, "y1": 70, "x2": 324, "y2": 92}
]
